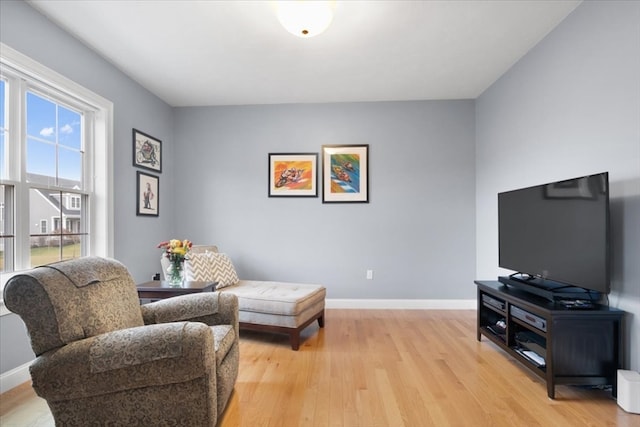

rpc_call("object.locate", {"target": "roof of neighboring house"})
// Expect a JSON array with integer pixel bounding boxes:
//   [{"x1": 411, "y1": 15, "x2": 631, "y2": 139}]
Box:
[{"x1": 28, "y1": 173, "x2": 82, "y2": 218}]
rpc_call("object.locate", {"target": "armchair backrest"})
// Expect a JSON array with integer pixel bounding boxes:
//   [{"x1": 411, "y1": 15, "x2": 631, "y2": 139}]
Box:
[{"x1": 3, "y1": 256, "x2": 144, "y2": 356}]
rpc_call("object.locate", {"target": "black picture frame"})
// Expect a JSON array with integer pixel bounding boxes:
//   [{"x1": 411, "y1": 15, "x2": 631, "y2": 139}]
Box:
[
  {"x1": 133, "y1": 128, "x2": 162, "y2": 173},
  {"x1": 136, "y1": 171, "x2": 159, "y2": 216},
  {"x1": 268, "y1": 153, "x2": 319, "y2": 197},
  {"x1": 322, "y1": 144, "x2": 369, "y2": 203}
]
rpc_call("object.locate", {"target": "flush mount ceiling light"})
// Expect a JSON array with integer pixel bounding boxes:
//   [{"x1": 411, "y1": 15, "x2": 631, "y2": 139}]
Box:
[{"x1": 276, "y1": 1, "x2": 334, "y2": 38}]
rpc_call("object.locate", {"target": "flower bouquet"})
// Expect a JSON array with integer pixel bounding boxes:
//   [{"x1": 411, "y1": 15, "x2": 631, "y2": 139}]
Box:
[{"x1": 158, "y1": 239, "x2": 192, "y2": 286}]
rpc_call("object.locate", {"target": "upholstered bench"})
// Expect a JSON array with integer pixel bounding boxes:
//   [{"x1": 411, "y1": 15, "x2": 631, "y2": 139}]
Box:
[
  {"x1": 163, "y1": 245, "x2": 326, "y2": 350},
  {"x1": 219, "y1": 280, "x2": 325, "y2": 351}
]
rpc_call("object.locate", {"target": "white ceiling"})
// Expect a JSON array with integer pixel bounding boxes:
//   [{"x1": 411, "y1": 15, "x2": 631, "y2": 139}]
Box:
[{"x1": 27, "y1": 0, "x2": 581, "y2": 107}]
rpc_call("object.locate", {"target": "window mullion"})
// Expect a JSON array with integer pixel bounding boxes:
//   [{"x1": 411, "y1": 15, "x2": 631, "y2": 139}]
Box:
[{"x1": 11, "y1": 76, "x2": 30, "y2": 271}]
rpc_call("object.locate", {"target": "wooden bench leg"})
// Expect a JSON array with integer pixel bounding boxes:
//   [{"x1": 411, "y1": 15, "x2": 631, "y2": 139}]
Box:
[
  {"x1": 291, "y1": 310, "x2": 324, "y2": 350},
  {"x1": 241, "y1": 307, "x2": 324, "y2": 351},
  {"x1": 290, "y1": 331, "x2": 301, "y2": 351}
]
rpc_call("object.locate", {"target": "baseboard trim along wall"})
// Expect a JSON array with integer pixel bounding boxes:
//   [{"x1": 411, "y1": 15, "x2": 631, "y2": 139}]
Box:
[
  {"x1": 325, "y1": 299, "x2": 477, "y2": 310},
  {"x1": 0, "y1": 362, "x2": 31, "y2": 394}
]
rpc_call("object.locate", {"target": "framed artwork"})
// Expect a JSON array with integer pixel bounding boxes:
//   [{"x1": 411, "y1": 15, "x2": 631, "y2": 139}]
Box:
[
  {"x1": 133, "y1": 128, "x2": 162, "y2": 173},
  {"x1": 136, "y1": 171, "x2": 159, "y2": 216},
  {"x1": 322, "y1": 144, "x2": 369, "y2": 203},
  {"x1": 268, "y1": 153, "x2": 318, "y2": 197}
]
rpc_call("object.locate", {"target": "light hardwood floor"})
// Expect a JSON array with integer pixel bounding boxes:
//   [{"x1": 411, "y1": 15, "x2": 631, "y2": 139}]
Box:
[{"x1": 1, "y1": 309, "x2": 638, "y2": 427}]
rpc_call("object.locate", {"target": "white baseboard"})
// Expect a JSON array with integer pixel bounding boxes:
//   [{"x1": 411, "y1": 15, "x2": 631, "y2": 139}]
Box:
[
  {"x1": 325, "y1": 298, "x2": 476, "y2": 310},
  {"x1": 0, "y1": 361, "x2": 31, "y2": 394}
]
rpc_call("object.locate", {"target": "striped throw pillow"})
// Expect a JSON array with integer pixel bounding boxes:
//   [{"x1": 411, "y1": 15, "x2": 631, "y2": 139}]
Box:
[
  {"x1": 184, "y1": 253, "x2": 215, "y2": 282},
  {"x1": 208, "y1": 252, "x2": 239, "y2": 288}
]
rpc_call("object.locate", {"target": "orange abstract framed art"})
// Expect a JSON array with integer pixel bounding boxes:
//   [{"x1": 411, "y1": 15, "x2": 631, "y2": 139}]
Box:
[{"x1": 268, "y1": 153, "x2": 318, "y2": 197}]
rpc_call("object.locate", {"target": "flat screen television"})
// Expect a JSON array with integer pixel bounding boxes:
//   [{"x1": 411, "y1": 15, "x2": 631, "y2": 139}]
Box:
[{"x1": 498, "y1": 172, "x2": 610, "y2": 302}]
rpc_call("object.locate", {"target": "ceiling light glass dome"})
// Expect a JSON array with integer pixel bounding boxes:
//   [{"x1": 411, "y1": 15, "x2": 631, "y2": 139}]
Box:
[{"x1": 277, "y1": 1, "x2": 334, "y2": 38}]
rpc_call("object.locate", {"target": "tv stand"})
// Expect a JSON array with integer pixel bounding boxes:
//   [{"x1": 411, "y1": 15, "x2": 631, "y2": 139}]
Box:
[
  {"x1": 498, "y1": 275, "x2": 600, "y2": 303},
  {"x1": 476, "y1": 280, "x2": 624, "y2": 399}
]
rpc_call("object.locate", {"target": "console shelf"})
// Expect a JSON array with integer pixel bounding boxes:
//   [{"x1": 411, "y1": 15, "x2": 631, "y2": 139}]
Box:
[{"x1": 475, "y1": 280, "x2": 624, "y2": 399}]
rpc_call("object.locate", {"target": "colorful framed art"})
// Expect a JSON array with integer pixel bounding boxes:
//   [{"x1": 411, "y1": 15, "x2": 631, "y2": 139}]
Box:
[
  {"x1": 133, "y1": 128, "x2": 162, "y2": 173},
  {"x1": 268, "y1": 153, "x2": 319, "y2": 197},
  {"x1": 322, "y1": 144, "x2": 369, "y2": 203}
]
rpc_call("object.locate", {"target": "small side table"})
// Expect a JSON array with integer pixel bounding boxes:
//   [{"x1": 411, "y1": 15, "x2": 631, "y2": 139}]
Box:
[{"x1": 136, "y1": 280, "x2": 217, "y2": 301}]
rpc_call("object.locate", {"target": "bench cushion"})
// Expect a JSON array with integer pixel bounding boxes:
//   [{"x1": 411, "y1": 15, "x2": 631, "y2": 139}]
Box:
[
  {"x1": 220, "y1": 280, "x2": 325, "y2": 316},
  {"x1": 238, "y1": 298, "x2": 325, "y2": 329}
]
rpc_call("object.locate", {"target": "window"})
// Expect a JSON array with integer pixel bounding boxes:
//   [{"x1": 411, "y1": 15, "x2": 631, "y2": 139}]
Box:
[
  {"x1": 0, "y1": 43, "x2": 113, "y2": 287},
  {"x1": 5, "y1": 81, "x2": 88, "y2": 268},
  {"x1": 70, "y1": 195, "x2": 80, "y2": 209}
]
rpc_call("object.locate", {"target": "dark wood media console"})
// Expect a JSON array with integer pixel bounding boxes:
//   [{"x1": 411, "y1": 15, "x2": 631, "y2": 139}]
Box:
[{"x1": 475, "y1": 280, "x2": 624, "y2": 399}]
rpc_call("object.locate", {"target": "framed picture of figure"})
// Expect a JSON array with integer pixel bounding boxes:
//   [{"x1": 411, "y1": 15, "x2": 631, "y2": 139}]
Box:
[{"x1": 136, "y1": 171, "x2": 159, "y2": 216}]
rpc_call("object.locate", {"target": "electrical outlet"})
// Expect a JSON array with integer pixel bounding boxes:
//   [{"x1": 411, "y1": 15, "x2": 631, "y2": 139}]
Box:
[{"x1": 366, "y1": 269, "x2": 374, "y2": 280}]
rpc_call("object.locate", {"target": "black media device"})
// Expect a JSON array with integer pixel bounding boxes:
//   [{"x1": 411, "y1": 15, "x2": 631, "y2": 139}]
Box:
[{"x1": 498, "y1": 172, "x2": 610, "y2": 303}]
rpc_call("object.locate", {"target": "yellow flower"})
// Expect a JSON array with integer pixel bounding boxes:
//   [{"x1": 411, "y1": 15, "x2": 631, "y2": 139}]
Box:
[{"x1": 158, "y1": 239, "x2": 193, "y2": 262}]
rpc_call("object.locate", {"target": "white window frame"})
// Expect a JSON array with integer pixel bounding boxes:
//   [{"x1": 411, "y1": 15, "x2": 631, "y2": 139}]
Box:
[{"x1": 0, "y1": 43, "x2": 114, "y2": 316}]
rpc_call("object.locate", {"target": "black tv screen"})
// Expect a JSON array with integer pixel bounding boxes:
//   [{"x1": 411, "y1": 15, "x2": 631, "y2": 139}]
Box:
[{"x1": 498, "y1": 172, "x2": 610, "y2": 295}]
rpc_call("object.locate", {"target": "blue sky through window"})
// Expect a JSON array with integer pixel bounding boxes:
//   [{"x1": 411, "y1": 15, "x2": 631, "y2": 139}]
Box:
[{"x1": 26, "y1": 91, "x2": 82, "y2": 183}]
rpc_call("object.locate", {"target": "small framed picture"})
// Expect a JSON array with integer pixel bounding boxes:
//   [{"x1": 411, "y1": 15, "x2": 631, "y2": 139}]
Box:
[
  {"x1": 133, "y1": 128, "x2": 162, "y2": 173},
  {"x1": 322, "y1": 144, "x2": 369, "y2": 203},
  {"x1": 136, "y1": 171, "x2": 159, "y2": 216},
  {"x1": 268, "y1": 153, "x2": 318, "y2": 197}
]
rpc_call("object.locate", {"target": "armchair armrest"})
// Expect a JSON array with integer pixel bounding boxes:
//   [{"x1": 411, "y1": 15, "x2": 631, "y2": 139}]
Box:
[
  {"x1": 141, "y1": 292, "x2": 239, "y2": 336},
  {"x1": 30, "y1": 322, "x2": 215, "y2": 402}
]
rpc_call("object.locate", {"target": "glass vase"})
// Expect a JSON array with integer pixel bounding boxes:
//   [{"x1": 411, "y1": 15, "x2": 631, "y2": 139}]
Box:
[{"x1": 167, "y1": 261, "x2": 184, "y2": 287}]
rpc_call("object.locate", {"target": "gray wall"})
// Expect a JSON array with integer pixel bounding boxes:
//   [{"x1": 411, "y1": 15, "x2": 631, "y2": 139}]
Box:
[
  {"x1": 0, "y1": 0, "x2": 177, "y2": 281},
  {"x1": 1, "y1": 1, "x2": 175, "y2": 374},
  {"x1": 2, "y1": 0, "x2": 638, "y2": 384},
  {"x1": 1, "y1": 0, "x2": 477, "y2": 378},
  {"x1": 0, "y1": 314, "x2": 32, "y2": 374},
  {"x1": 476, "y1": 0, "x2": 640, "y2": 370},
  {"x1": 173, "y1": 101, "x2": 476, "y2": 299}
]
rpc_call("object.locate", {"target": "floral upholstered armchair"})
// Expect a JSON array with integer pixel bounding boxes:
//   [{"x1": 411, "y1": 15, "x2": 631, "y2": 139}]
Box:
[{"x1": 3, "y1": 256, "x2": 239, "y2": 426}]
